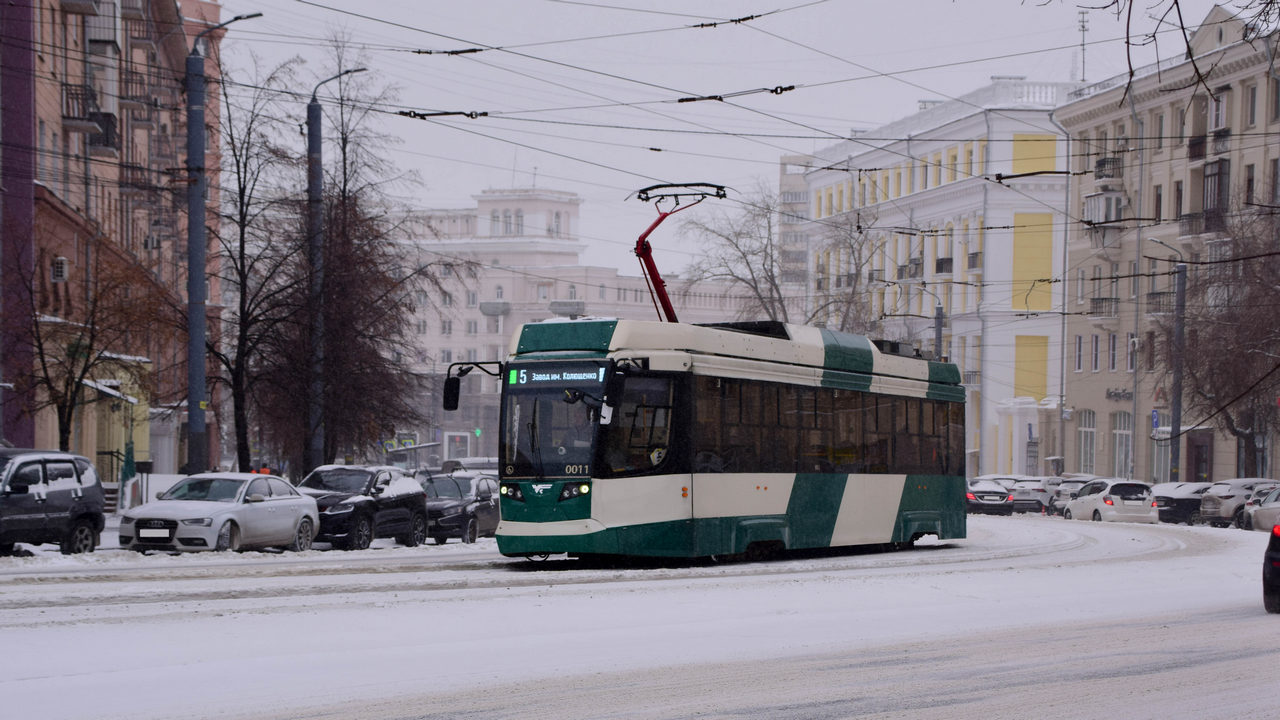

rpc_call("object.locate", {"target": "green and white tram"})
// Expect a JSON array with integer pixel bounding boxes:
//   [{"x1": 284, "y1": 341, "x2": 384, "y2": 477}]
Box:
[{"x1": 448, "y1": 317, "x2": 966, "y2": 560}]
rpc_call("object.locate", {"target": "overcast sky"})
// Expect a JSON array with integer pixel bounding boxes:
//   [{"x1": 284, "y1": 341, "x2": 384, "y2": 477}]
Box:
[{"x1": 215, "y1": 0, "x2": 1229, "y2": 272}]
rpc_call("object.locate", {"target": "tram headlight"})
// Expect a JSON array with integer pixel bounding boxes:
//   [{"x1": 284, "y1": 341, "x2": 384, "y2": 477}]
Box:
[
  {"x1": 559, "y1": 482, "x2": 591, "y2": 501},
  {"x1": 500, "y1": 483, "x2": 524, "y2": 501}
]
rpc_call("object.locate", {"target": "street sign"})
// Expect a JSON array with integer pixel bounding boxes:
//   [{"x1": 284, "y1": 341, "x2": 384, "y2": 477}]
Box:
[{"x1": 1152, "y1": 410, "x2": 1159, "y2": 429}]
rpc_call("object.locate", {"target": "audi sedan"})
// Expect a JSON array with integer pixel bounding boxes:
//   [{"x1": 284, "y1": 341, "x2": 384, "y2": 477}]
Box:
[
  {"x1": 1063, "y1": 479, "x2": 1158, "y2": 524},
  {"x1": 120, "y1": 473, "x2": 318, "y2": 553}
]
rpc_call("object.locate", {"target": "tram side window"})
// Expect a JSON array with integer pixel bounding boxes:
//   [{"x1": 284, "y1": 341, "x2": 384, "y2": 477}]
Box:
[
  {"x1": 600, "y1": 375, "x2": 674, "y2": 476},
  {"x1": 832, "y1": 390, "x2": 864, "y2": 473}
]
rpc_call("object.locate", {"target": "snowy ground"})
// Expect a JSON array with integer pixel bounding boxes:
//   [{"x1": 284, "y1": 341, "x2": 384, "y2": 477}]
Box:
[{"x1": 0, "y1": 515, "x2": 1274, "y2": 719}]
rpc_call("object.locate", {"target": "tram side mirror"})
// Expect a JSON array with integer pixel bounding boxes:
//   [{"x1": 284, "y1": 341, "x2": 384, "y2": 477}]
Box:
[{"x1": 442, "y1": 376, "x2": 461, "y2": 411}]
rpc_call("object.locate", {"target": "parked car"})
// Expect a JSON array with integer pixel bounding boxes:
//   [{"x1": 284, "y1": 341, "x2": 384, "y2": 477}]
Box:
[
  {"x1": 418, "y1": 470, "x2": 500, "y2": 543},
  {"x1": 1199, "y1": 478, "x2": 1271, "y2": 528},
  {"x1": 1011, "y1": 479, "x2": 1052, "y2": 513},
  {"x1": 1047, "y1": 479, "x2": 1091, "y2": 517},
  {"x1": 1238, "y1": 484, "x2": 1280, "y2": 530},
  {"x1": 297, "y1": 465, "x2": 428, "y2": 549},
  {"x1": 1062, "y1": 479, "x2": 1158, "y2": 524},
  {"x1": 1264, "y1": 524, "x2": 1280, "y2": 613},
  {"x1": 1151, "y1": 482, "x2": 1212, "y2": 525},
  {"x1": 966, "y1": 479, "x2": 1013, "y2": 515},
  {"x1": 1247, "y1": 487, "x2": 1280, "y2": 533},
  {"x1": 120, "y1": 473, "x2": 317, "y2": 553},
  {"x1": 0, "y1": 449, "x2": 105, "y2": 555}
]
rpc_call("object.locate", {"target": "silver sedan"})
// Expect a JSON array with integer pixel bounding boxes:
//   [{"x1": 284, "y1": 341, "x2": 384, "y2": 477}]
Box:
[{"x1": 120, "y1": 473, "x2": 318, "y2": 552}]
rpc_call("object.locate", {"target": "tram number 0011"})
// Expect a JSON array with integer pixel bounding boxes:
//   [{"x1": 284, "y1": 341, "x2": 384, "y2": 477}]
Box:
[{"x1": 564, "y1": 464, "x2": 590, "y2": 475}]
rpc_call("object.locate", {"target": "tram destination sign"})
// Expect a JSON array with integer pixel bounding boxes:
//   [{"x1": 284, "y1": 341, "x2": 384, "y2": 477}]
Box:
[{"x1": 507, "y1": 361, "x2": 607, "y2": 389}]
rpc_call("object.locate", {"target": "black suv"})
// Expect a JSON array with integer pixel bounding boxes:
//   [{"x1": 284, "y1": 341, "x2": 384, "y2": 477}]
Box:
[
  {"x1": 417, "y1": 470, "x2": 499, "y2": 544},
  {"x1": 0, "y1": 448, "x2": 105, "y2": 555},
  {"x1": 296, "y1": 465, "x2": 428, "y2": 549}
]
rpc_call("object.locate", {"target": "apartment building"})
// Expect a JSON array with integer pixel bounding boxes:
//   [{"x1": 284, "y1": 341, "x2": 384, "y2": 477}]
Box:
[
  {"x1": 1, "y1": 0, "x2": 225, "y2": 476},
  {"x1": 1055, "y1": 6, "x2": 1280, "y2": 483},
  {"x1": 800, "y1": 77, "x2": 1081, "y2": 478},
  {"x1": 405, "y1": 188, "x2": 741, "y2": 462}
]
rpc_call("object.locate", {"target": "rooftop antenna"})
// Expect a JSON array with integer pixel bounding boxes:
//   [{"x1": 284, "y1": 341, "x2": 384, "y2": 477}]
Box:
[
  {"x1": 629, "y1": 182, "x2": 726, "y2": 323},
  {"x1": 1078, "y1": 10, "x2": 1089, "y2": 82}
]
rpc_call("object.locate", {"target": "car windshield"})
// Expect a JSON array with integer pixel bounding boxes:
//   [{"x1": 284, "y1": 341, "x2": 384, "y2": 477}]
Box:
[
  {"x1": 299, "y1": 468, "x2": 372, "y2": 494},
  {"x1": 423, "y1": 477, "x2": 463, "y2": 499},
  {"x1": 1108, "y1": 483, "x2": 1150, "y2": 500},
  {"x1": 160, "y1": 477, "x2": 245, "y2": 502}
]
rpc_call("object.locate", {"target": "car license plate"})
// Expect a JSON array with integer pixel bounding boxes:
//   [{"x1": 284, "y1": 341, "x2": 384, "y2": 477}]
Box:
[
  {"x1": 139, "y1": 528, "x2": 169, "y2": 538},
  {"x1": 1123, "y1": 500, "x2": 1145, "y2": 506}
]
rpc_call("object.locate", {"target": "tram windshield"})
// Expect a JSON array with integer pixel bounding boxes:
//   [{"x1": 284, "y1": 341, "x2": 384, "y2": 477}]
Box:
[{"x1": 501, "y1": 361, "x2": 609, "y2": 479}]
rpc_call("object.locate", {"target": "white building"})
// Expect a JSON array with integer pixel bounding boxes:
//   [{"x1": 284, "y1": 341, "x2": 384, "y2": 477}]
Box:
[
  {"x1": 406, "y1": 188, "x2": 739, "y2": 462},
  {"x1": 799, "y1": 77, "x2": 1081, "y2": 477}
]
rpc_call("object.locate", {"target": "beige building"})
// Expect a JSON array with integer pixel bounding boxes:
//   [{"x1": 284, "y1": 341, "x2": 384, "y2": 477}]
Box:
[
  {"x1": 799, "y1": 77, "x2": 1080, "y2": 478},
  {"x1": 1054, "y1": 6, "x2": 1279, "y2": 482},
  {"x1": 3, "y1": 0, "x2": 226, "y2": 483},
  {"x1": 406, "y1": 188, "x2": 741, "y2": 462}
]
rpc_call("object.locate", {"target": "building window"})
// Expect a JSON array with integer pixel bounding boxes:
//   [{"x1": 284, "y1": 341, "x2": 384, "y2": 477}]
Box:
[
  {"x1": 490, "y1": 211, "x2": 499, "y2": 236},
  {"x1": 1129, "y1": 261, "x2": 1139, "y2": 298},
  {"x1": 537, "y1": 285, "x2": 549, "y2": 301},
  {"x1": 1109, "y1": 333, "x2": 1118, "y2": 372},
  {"x1": 1153, "y1": 185, "x2": 1163, "y2": 222},
  {"x1": 466, "y1": 290, "x2": 477, "y2": 307},
  {"x1": 1173, "y1": 181, "x2": 1183, "y2": 218},
  {"x1": 503, "y1": 210, "x2": 513, "y2": 235},
  {"x1": 599, "y1": 284, "x2": 606, "y2": 300},
  {"x1": 1246, "y1": 164, "x2": 1256, "y2": 203},
  {"x1": 1127, "y1": 332, "x2": 1136, "y2": 372},
  {"x1": 1112, "y1": 411, "x2": 1133, "y2": 478},
  {"x1": 1074, "y1": 335, "x2": 1083, "y2": 372},
  {"x1": 416, "y1": 320, "x2": 428, "y2": 335},
  {"x1": 568, "y1": 285, "x2": 577, "y2": 300},
  {"x1": 515, "y1": 209, "x2": 524, "y2": 235},
  {"x1": 466, "y1": 319, "x2": 478, "y2": 335},
  {"x1": 440, "y1": 349, "x2": 452, "y2": 364},
  {"x1": 495, "y1": 285, "x2": 504, "y2": 300},
  {"x1": 1210, "y1": 93, "x2": 1227, "y2": 130},
  {"x1": 1078, "y1": 409, "x2": 1096, "y2": 475},
  {"x1": 1155, "y1": 113, "x2": 1164, "y2": 149},
  {"x1": 441, "y1": 320, "x2": 453, "y2": 335},
  {"x1": 442, "y1": 292, "x2": 452, "y2": 307},
  {"x1": 1091, "y1": 334, "x2": 1100, "y2": 372},
  {"x1": 1077, "y1": 269, "x2": 1086, "y2": 304},
  {"x1": 1247, "y1": 84, "x2": 1258, "y2": 126}
]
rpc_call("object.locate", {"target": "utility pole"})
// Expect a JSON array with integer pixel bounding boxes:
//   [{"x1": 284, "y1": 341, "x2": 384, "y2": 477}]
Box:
[
  {"x1": 934, "y1": 302, "x2": 945, "y2": 360},
  {"x1": 1169, "y1": 262, "x2": 1186, "y2": 482},
  {"x1": 305, "y1": 68, "x2": 366, "y2": 475},
  {"x1": 184, "y1": 12, "x2": 259, "y2": 474}
]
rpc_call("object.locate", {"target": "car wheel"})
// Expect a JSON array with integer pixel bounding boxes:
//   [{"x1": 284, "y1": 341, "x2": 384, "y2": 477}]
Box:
[
  {"x1": 289, "y1": 518, "x2": 314, "y2": 552},
  {"x1": 462, "y1": 518, "x2": 478, "y2": 544},
  {"x1": 344, "y1": 515, "x2": 373, "y2": 551},
  {"x1": 0, "y1": 542, "x2": 14, "y2": 556},
  {"x1": 215, "y1": 521, "x2": 241, "y2": 552},
  {"x1": 1236, "y1": 510, "x2": 1249, "y2": 530},
  {"x1": 60, "y1": 518, "x2": 97, "y2": 554},
  {"x1": 1063, "y1": 509, "x2": 1073, "y2": 520},
  {"x1": 399, "y1": 513, "x2": 427, "y2": 547},
  {"x1": 1265, "y1": 587, "x2": 1280, "y2": 614},
  {"x1": 1092, "y1": 510, "x2": 1102, "y2": 522}
]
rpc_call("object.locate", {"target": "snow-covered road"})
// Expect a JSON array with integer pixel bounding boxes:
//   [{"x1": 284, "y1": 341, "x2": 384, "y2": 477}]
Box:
[{"x1": 0, "y1": 515, "x2": 1272, "y2": 719}]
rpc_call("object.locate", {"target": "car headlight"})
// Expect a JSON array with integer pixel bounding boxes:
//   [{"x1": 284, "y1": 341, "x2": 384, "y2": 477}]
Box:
[
  {"x1": 120, "y1": 516, "x2": 135, "y2": 526},
  {"x1": 181, "y1": 518, "x2": 212, "y2": 526},
  {"x1": 324, "y1": 504, "x2": 354, "y2": 514}
]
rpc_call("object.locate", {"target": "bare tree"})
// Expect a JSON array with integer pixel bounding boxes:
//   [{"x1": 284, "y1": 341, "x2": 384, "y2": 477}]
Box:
[
  {"x1": 1165, "y1": 196, "x2": 1280, "y2": 475},
  {"x1": 679, "y1": 187, "x2": 794, "y2": 322},
  {"x1": 17, "y1": 234, "x2": 173, "y2": 451},
  {"x1": 209, "y1": 55, "x2": 308, "y2": 472},
  {"x1": 809, "y1": 210, "x2": 885, "y2": 335}
]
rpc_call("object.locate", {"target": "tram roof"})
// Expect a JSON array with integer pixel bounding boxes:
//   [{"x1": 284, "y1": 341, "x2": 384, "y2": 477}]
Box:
[{"x1": 511, "y1": 318, "x2": 962, "y2": 392}]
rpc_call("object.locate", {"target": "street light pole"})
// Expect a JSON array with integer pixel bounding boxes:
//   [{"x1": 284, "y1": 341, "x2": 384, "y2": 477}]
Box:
[
  {"x1": 305, "y1": 68, "x2": 366, "y2": 475},
  {"x1": 1150, "y1": 238, "x2": 1186, "y2": 483},
  {"x1": 184, "y1": 12, "x2": 260, "y2": 474}
]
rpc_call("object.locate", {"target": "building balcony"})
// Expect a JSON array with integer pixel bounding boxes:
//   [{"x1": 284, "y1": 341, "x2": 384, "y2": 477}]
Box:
[
  {"x1": 88, "y1": 112, "x2": 119, "y2": 156},
  {"x1": 1094, "y1": 156, "x2": 1124, "y2": 179},
  {"x1": 61, "y1": 83, "x2": 101, "y2": 132},
  {"x1": 907, "y1": 258, "x2": 923, "y2": 279},
  {"x1": 1088, "y1": 297, "x2": 1119, "y2": 319},
  {"x1": 549, "y1": 300, "x2": 586, "y2": 318},
  {"x1": 1178, "y1": 210, "x2": 1226, "y2": 238},
  {"x1": 121, "y1": 68, "x2": 149, "y2": 108},
  {"x1": 867, "y1": 268, "x2": 884, "y2": 283},
  {"x1": 1187, "y1": 134, "x2": 1207, "y2": 161},
  {"x1": 478, "y1": 301, "x2": 510, "y2": 317},
  {"x1": 62, "y1": 0, "x2": 99, "y2": 14},
  {"x1": 963, "y1": 370, "x2": 980, "y2": 386},
  {"x1": 1146, "y1": 291, "x2": 1175, "y2": 315},
  {"x1": 1212, "y1": 127, "x2": 1231, "y2": 155},
  {"x1": 120, "y1": 0, "x2": 144, "y2": 19},
  {"x1": 119, "y1": 163, "x2": 151, "y2": 194}
]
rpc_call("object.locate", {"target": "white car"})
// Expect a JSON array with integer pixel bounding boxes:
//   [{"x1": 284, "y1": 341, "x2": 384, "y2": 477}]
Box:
[
  {"x1": 1063, "y1": 479, "x2": 1158, "y2": 524},
  {"x1": 120, "y1": 473, "x2": 318, "y2": 552},
  {"x1": 1247, "y1": 487, "x2": 1280, "y2": 532},
  {"x1": 1199, "y1": 478, "x2": 1272, "y2": 528}
]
